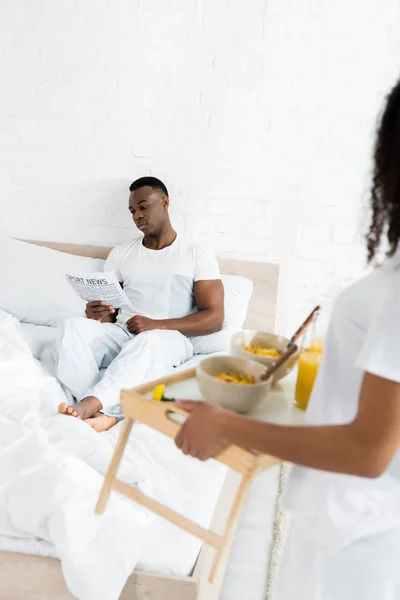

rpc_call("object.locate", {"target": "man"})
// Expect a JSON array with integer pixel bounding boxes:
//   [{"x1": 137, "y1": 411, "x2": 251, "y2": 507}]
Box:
[{"x1": 57, "y1": 176, "x2": 224, "y2": 432}]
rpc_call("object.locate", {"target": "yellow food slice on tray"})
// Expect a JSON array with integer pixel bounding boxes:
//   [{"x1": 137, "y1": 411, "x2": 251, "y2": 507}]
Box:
[{"x1": 152, "y1": 384, "x2": 166, "y2": 401}]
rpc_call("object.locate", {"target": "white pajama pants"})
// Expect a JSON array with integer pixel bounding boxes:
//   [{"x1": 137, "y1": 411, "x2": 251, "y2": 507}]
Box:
[
  {"x1": 275, "y1": 520, "x2": 400, "y2": 600},
  {"x1": 55, "y1": 318, "x2": 193, "y2": 418}
]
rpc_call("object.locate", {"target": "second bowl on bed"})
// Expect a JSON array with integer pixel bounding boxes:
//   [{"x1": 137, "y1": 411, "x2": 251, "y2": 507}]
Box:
[
  {"x1": 196, "y1": 355, "x2": 271, "y2": 414},
  {"x1": 230, "y1": 331, "x2": 299, "y2": 383}
]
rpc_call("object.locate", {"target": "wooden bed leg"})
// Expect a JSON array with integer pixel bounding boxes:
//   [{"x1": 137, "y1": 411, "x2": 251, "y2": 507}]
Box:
[
  {"x1": 208, "y1": 471, "x2": 255, "y2": 584},
  {"x1": 95, "y1": 417, "x2": 134, "y2": 515}
]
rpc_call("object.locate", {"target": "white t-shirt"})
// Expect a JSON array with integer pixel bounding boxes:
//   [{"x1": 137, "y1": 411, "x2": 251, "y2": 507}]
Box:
[
  {"x1": 104, "y1": 236, "x2": 221, "y2": 326},
  {"x1": 283, "y1": 250, "x2": 400, "y2": 547}
]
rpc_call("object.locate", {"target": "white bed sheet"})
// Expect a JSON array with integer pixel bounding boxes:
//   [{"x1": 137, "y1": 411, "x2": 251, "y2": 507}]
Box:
[
  {"x1": 0, "y1": 315, "x2": 229, "y2": 600},
  {"x1": 11, "y1": 322, "x2": 278, "y2": 600},
  {"x1": 16, "y1": 321, "x2": 57, "y2": 359},
  {"x1": 0, "y1": 323, "x2": 226, "y2": 572}
]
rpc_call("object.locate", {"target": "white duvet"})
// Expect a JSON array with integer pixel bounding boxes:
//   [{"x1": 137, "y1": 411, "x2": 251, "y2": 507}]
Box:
[{"x1": 0, "y1": 311, "x2": 226, "y2": 599}]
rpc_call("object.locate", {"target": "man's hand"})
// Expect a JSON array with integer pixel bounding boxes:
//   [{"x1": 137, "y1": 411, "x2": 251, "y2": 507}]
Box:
[
  {"x1": 174, "y1": 400, "x2": 232, "y2": 460},
  {"x1": 126, "y1": 315, "x2": 159, "y2": 335},
  {"x1": 85, "y1": 301, "x2": 115, "y2": 322}
]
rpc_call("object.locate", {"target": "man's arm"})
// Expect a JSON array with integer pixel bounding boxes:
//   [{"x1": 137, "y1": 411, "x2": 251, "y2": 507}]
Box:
[{"x1": 126, "y1": 279, "x2": 224, "y2": 336}]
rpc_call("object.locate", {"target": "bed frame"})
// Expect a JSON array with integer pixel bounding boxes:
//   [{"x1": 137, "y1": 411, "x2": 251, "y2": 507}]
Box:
[{"x1": 0, "y1": 240, "x2": 280, "y2": 600}]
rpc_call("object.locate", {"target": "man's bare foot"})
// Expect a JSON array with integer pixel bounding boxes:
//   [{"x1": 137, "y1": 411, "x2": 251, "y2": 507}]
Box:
[
  {"x1": 57, "y1": 403, "x2": 82, "y2": 419},
  {"x1": 83, "y1": 412, "x2": 118, "y2": 433},
  {"x1": 58, "y1": 396, "x2": 103, "y2": 420}
]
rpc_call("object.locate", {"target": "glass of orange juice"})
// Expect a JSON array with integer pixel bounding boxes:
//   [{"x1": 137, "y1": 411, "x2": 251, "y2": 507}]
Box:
[
  {"x1": 294, "y1": 350, "x2": 321, "y2": 410},
  {"x1": 294, "y1": 310, "x2": 324, "y2": 410},
  {"x1": 309, "y1": 338, "x2": 324, "y2": 353}
]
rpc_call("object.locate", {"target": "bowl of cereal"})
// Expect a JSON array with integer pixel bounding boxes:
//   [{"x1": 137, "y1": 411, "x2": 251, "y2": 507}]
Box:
[
  {"x1": 196, "y1": 355, "x2": 272, "y2": 413},
  {"x1": 230, "y1": 331, "x2": 299, "y2": 383}
]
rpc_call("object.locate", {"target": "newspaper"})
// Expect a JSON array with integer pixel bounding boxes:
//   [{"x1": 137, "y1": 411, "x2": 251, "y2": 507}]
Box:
[{"x1": 66, "y1": 271, "x2": 132, "y2": 309}]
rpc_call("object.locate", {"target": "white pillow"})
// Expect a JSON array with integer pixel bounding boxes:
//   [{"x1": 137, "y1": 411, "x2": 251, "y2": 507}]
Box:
[
  {"x1": 0, "y1": 236, "x2": 105, "y2": 327},
  {"x1": 191, "y1": 274, "x2": 254, "y2": 355}
]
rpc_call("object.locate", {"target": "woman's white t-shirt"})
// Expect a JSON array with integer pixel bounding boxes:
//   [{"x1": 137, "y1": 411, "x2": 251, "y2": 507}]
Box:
[
  {"x1": 104, "y1": 236, "x2": 221, "y2": 326},
  {"x1": 283, "y1": 250, "x2": 400, "y2": 547}
]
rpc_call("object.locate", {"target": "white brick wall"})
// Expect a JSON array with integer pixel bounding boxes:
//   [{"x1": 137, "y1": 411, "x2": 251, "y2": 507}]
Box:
[{"x1": 1, "y1": 0, "x2": 400, "y2": 336}]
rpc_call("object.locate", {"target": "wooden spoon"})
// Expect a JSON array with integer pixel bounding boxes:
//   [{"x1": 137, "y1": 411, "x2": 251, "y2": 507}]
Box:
[
  {"x1": 286, "y1": 305, "x2": 321, "y2": 349},
  {"x1": 261, "y1": 343, "x2": 298, "y2": 381}
]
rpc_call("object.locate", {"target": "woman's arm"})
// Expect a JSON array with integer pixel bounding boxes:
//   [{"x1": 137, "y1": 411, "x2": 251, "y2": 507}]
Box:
[{"x1": 175, "y1": 373, "x2": 400, "y2": 478}]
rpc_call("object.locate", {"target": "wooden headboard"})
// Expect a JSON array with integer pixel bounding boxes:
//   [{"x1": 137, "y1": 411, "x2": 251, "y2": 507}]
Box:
[{"x1": 25, "y1": 240, "x2": 279, "y2": 331}]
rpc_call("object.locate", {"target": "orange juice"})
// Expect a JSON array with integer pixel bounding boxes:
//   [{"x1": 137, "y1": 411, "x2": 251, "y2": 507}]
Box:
[
  {"x1": 294, "y1": 350, "x2": 321, "y2": 410},
  {"x1": 309, "y1": 338, "x2": 324, "y2": 353}
]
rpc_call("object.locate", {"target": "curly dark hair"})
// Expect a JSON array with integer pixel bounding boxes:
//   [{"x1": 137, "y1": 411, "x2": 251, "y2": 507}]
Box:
[{"x1": 366, "y1": 79, "x2": 400, "y2": 263}]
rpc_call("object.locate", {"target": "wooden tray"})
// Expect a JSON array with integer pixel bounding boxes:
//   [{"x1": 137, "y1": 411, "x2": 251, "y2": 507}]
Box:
[{"x1": 95, "y1": 368, "x2": 281, "y2": 583}]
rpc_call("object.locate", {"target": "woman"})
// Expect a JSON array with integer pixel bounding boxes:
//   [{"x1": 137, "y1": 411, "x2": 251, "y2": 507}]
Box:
[{"x1": 175, "y1": 78, "x2": 400, "y2": 599}]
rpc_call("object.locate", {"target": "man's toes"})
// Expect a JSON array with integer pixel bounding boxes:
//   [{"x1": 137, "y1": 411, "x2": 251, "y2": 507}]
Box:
[{"x1": 59, "y1": 404, "x2": 82, "y2": 418}]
